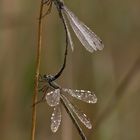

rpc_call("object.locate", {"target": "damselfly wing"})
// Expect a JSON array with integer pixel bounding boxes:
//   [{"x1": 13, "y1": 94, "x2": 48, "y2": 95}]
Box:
[
  {"x1": 61, "y1": 94, "x2": 92, "y2": 129},
  {"x1": 63, "y1": 89, "x2": 97, "y2": 103},
  {"x1": 61, "y1": 11, "x2": 74, "y2": 51},
  {"x1": 62, "y1": 5, "x2": 104, "y2": 52},
  {"x1": 51, "y1": 105, "x2": 61, "y2": 132},
  {"x1": 46, "y1": 89, "x2": 60, "y2": 106}
]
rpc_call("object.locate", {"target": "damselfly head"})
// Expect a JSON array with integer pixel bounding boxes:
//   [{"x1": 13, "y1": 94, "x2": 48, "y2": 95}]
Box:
[{"x1": 42, "y1": 74, "x2": 54, "y2": 82}]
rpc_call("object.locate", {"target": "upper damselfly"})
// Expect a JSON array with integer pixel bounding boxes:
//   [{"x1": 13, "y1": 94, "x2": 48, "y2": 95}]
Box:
[
  {"x1": 42, "y1": 0, "x2": 104, "y2": 81},
  {"x1": 43, "y1": 0, "x2": 104, "y2": 52}
]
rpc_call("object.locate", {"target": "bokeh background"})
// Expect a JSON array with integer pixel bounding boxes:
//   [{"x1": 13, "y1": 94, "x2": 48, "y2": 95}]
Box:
[{"x1": 0, "y1": 0, "x2": 140, "y2": 140}]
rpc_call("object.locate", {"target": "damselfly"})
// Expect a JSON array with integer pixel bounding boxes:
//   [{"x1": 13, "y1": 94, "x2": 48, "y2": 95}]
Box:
[
  {"x1": 42, "y1": 0, "x2": 104, "y2": 81},
  {"x1": 37, "y1": 74, "x2": 97, "y2": 140}
]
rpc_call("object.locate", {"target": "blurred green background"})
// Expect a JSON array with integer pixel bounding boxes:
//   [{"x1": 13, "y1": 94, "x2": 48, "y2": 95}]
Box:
[{"x1": 0, "y1": 0, "x2": 140, "y2": 140}]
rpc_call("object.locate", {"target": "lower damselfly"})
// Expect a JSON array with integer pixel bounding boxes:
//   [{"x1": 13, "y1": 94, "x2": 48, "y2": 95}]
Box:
[{"x1": 36, "y1": 74, "x2": 97, "y2": 140}]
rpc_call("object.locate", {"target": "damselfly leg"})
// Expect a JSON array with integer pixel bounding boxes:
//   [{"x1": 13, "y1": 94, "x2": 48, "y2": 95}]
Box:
[
  {"x1": 41, "y1": 0, "x2": 53, "y2": 18},
  {"x1": 33, "y1": 75, "x2": 51, "y2": 106},
  {"x1": 32, "y1": 86, "x2": 49, "y2": 107},
  {"x1": 43, "y1": 0, "x2": 51, "y2": 5}
]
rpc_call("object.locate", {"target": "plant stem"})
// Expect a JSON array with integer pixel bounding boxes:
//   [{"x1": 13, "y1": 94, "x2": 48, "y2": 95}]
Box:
[{"x1": 31, "y1": 1, "x2": 44, "y2": 140}]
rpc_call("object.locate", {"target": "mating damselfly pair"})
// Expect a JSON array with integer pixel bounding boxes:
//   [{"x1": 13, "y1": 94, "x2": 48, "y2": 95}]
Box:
[{"x1": 38, "y1": 0, "x2": 104, "y2": 139}]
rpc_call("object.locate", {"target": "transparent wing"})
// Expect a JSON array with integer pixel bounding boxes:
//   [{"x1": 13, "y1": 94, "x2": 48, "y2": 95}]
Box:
[
  {"x1": 51, "y1": 106, "x2": 61, "y2": 133},
  {"x1": 63, "y1": 89, "x2": 97, "y2": 103},
  {"x1": 45, "y1": 89, "x2": 60, "y2": 106},
  {"x1": 63, "y1": 5, "x2": 104, "y2": 52},
  {"x1": 70, "y1": 103, "x2": 92, "y2": 129},
  {"x1": 62, "y1": 11, "x2": 74, "y2": 51},
  {"x1": 61, "y1": 94, "x2": 92, "y2": 129}
]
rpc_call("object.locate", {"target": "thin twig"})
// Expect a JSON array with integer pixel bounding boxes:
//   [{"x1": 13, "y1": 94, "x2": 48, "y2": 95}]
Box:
[
  {"x1": 95, "y1": 57, "x2": 140, "y2": 127},
  {"x1": 31, "y1": 1, "x2": 44, "y2": 140}
]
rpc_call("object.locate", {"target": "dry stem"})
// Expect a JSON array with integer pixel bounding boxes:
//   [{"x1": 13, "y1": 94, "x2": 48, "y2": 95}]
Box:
[{"x1": 31, "y1": 1, "x2": 44, "y2": 140}]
